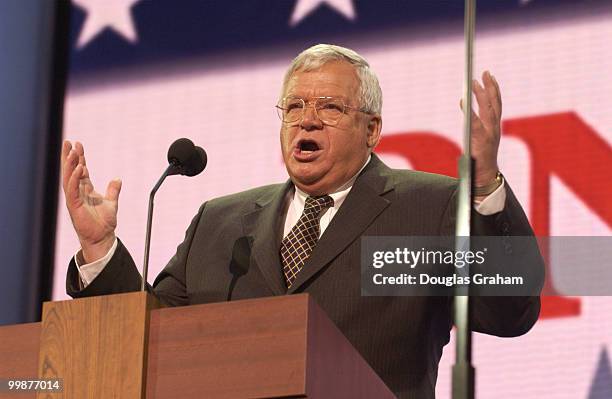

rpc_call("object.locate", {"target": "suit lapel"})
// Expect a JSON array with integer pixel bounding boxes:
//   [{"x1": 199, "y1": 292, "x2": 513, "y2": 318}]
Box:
[
  {"x1": 242, "y1": 181, "x2": 293, "y2": 296},
  {"x1": 287, "y1": 154, "x2": 395, "y2": 294}
]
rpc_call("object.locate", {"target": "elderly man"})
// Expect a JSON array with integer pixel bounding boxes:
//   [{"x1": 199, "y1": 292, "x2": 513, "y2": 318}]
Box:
[{"x1": 61, "y1": 44, "x2": 542, "y2": 398}]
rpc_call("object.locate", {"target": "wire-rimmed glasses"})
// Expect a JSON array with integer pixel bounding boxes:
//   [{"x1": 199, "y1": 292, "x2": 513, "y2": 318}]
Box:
[{"x1": 275, "y1": 96, "x2": 369, "y2": 126}]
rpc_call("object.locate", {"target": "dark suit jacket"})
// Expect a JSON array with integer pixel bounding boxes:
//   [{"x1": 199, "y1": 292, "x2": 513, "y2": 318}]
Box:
[{"x1": 67, "y1": 154, "x2": 543, "y2": 399}]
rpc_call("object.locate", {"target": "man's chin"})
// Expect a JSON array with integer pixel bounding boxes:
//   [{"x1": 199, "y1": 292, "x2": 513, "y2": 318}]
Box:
[
  {"x1": 288, "y1": 159, "x2": 320, "y2": 177},
  {"x1": 287, "y1": 168, "x2": 326, "y2": 192},
  {"x1": 287, "y1": 157, "x2": 343, "y2": 192},
  {"x1": 290, "y1": 172, "x2": 322, "y2": 187}
]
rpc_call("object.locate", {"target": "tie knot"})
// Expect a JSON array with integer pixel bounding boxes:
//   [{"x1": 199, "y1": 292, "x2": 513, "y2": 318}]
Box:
[{"x1": 304, "y1": 195, "x2": 334, "y2": 215}]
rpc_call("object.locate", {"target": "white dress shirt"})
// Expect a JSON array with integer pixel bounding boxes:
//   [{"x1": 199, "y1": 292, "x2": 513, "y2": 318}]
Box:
[
  {"x1": 75, "y1": 156, "x2": 506, "y2": 287},
  {"x1": 283, "y1": 155, "x2": 372, "y2": 238}
]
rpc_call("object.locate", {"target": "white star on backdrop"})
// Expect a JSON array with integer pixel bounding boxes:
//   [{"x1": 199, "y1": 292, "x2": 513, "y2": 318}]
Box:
[
  {"x1": 73, "y1": 0, "x2": 141, "y2": 48},
  {"x1": 290, "y1": 0, "x2": 356, "y2": 26}
]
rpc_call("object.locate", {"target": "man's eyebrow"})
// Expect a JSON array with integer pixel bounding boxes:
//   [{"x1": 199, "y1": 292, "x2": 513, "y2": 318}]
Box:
[{"x1": 284, "y1": 95, "x2": 349, "y2": 100}]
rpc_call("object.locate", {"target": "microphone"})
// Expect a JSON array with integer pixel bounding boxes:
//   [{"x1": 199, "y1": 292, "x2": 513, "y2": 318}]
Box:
[
  {"x1": 141, "y1": 138, "x2": 207, "y2": 291},
  {"x1": 167, "y1": 138, "x2": 207, "y2": 177}
]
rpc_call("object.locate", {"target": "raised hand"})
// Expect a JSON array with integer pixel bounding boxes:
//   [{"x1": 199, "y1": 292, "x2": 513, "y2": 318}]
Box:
[
  {"x1": 460, "y1": 70, "x2": 502, "y2": 188},
  {"x1": 61, "y1": 140, "x2": 122, "y2": 263}
]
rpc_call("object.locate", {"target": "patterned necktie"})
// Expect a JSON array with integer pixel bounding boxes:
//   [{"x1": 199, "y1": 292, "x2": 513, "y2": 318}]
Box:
[{"x1": 281, "y1": 195, "x2": 334, "y2": 288}]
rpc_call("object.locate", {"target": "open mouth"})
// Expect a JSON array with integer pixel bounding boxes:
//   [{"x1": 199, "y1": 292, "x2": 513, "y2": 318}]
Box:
[
  {"x1": 293, "y1": 139, "x2": 323, "y2": 161},
  {"x1": 297, "y1": 139, "x2": 320, "y2": 154}
]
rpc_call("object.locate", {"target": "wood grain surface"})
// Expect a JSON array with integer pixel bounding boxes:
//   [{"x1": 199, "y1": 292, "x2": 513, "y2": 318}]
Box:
[
  {"x1": 146, "y1": 294, "x2": 309, "y2": 399},
  {"x1": 145, "y1": 294, "x2": 395, "y2": 398},
  {"x1": 3, "y1": 293, "x2": 394, "y2": 398},
  {"x1": 37, "y1": 292, "x2": 160, "y2": 399},
  {"x1": 0, "y1": 322, "x2": 40, "y2": 399}
]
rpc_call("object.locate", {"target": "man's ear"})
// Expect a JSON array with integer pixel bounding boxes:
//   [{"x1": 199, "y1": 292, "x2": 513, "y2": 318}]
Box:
[{"x1": 366, "y1": 115, "x2": 382, "y2": 149}]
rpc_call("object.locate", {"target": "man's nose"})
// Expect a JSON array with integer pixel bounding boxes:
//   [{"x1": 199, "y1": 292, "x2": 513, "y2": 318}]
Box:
[{"x1": 300, "y1": 104, "x2": 323, "y2": 130}]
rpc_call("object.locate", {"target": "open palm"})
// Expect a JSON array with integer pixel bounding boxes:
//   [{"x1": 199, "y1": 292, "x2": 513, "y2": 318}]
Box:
[
  {"x1": 61, "y1": 141, "x2": 121, "y2": 262},
  {"x1": 460, "y1": 70, "x2": 502, "y2": 187}
]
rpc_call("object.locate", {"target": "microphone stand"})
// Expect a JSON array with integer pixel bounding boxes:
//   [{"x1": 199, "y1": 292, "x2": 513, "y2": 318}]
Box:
[
  {"x1": 141, "y1": 163, "x2": 178, "y2": 291},
  {"x1": 452, "y1": 0, "x2": 476, "y2": 398}
]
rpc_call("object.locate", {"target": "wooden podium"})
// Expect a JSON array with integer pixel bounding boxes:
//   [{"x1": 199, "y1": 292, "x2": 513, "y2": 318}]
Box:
[{"x1": 0, "y1": 293, "x2": 396, "y2": 398}]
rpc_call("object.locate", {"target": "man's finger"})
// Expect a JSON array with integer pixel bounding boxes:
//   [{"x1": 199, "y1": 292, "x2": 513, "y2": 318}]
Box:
[
  {"x1": 82, "y1": 164, "x2": 91, "y2": 180},
  {"x1": 80, "y1": 165, "x2": 95, "y2": 195},
  {"x1": 74, "y1": 141, "x2": 87, "y2": 167},
  {"x1": 492, "y1": 74, "x2": 501, "y2": 97},
  {"x1": 490, "y1": 73, "x2": 502, "y2": 116},
  {"x1": 105, "y1": 178, "x2": 122, "y2": 203},
  {"x1": 472, "y1": 79, "x2": 496, "y2": 128},
  {"x1": 482, "y1": 71, "x2": 501, "y2": 119},
  {"x1": 62, "y1": 149, "x2": 79, "y2": 192},
  {"x1": 470, "y1": 107, "x2": 483, "y2": 132},
  {"x1": 60, "y1": 141, "x2": 72, "y2": 188},
  {"x1": 459, "y1": 99, "x2": 483, "y2": 132},
  {"x1": 66, "y1": 164, "x2": 84, "y2": 207},
  {"x1": 60, "y1": 141, "x2": 72, "y2": 171}
]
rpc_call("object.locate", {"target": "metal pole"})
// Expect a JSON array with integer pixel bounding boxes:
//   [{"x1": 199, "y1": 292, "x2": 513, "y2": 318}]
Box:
[
  {"x1": 452, "y1": 0, "x2": 476, "y2": 398},
  {"x1": 141, "y1": 164, "x2": 173, "y2": 291}
]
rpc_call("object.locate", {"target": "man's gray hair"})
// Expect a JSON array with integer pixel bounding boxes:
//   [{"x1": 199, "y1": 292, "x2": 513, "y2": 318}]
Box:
[{"x1": 281, "y1": 44, "x2": 383, "y2": 115}]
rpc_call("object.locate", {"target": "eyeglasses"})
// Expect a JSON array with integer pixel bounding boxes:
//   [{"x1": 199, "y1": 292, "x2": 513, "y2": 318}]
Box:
[{"x1": 275, "y1": 96, "x2": 370, "y2": 126}]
